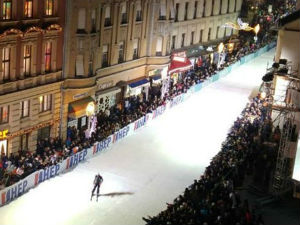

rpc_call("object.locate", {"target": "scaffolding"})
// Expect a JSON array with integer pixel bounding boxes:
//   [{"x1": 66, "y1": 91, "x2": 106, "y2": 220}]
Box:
[{"x1": 270, "y1": 74, "x2": 300, "y2": 196}]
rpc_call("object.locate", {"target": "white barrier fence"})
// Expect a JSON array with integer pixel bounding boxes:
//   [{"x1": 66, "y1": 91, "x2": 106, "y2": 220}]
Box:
[{"x1": 0, "y1": 43, "x2": 275, "y2": 207}]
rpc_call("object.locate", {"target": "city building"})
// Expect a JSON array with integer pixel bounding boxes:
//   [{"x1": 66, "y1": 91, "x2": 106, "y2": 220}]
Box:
[
  {"x1": 0, "y1": 0, "x2": 65, "y2": 155},
  {"x1": 62, "y1": 0, "x2": 242, "y2": 140}
]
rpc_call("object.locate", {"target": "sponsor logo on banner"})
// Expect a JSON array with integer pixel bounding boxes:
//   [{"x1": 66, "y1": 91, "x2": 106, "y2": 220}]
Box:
[
  {"x1": 152, "y1": 105, "x2": 166, "y2": 119},
  {"x1": 1, "y1": 180, "x2": 28, "y2": 205},
  {"x1": 66, "y1": 149, "x2": 88, "y2": 170},
  {"x1": 34, "y1": 164, "x2": 60, "y2": 185},
  {"x1": 134, "y1": 115, "x2": 150, "y2": 131},
  {"x1": 93, "y1": 136, "x2": 112, "y2": 154},
  {"x1": 112, "y1": 126, "x2": 130, "y2": 143}
]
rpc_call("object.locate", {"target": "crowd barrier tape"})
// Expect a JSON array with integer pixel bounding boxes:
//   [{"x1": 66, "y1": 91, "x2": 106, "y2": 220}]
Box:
[{"x1": 0, "y1": 43, "x2": 276, "y2": 207}]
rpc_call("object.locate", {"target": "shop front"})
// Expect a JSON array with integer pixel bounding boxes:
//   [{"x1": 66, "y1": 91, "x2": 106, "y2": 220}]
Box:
[
  {"x1": 169, "y1": 51, "x2": 193, "y2": 84},
  {"x1": 67, "y1": 96, "x2": 96, "y2": 130},
  {"x1": 148, "y1": 69, "x2": 162, "y2": 86},
  {"x1": 95, "y1": 86, "x2": 121, "y2": 113},
  {"x1": 126, "y1": 78, "x2": 150, "y2": 99}
]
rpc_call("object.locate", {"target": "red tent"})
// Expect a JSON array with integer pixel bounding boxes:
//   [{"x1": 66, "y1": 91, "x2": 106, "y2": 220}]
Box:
[{"x1": 168, "y1": 58, "x2": 193, "y2": 74}]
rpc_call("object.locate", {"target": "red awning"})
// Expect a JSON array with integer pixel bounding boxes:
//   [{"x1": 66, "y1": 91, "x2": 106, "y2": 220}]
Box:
[{"x1": 168, "y1": 58, "x2": 193, "y2": 74}]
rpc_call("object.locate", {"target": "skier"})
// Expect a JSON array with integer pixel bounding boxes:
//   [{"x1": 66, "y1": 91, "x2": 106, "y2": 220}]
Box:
[{"x1": 91, "y1": 173, "x2": 103, "y2": 201}]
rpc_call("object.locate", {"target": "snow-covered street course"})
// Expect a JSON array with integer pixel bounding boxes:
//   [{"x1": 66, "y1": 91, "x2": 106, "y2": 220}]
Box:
[{"x1": 0, "y1": 48, "x2": 275, "y2": 225}]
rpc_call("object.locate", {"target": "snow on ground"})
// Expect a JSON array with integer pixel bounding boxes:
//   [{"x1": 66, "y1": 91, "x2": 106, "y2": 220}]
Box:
[{"x1": 0, "y1": 49, "x2": 275, "y2": 225}]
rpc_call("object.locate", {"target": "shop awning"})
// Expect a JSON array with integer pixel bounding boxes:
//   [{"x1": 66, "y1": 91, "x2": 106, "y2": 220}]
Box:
[
  {"x1": 152, "y1": 75, "x2": 161, "y2": 81},
  {"x1": 168, "y1": 58, "x2": 193, "y2": 74},
  {"x1": 68, "y1": 96, "x2": 95, "y2": 119},
  {"x1": 128, "y1": 78, "x2": 149, "y2": 88}
]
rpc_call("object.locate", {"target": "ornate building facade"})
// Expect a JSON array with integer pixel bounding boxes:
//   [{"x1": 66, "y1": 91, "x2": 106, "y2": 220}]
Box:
[
  {"x1": 0, "y1": 0, "x2": 65, "y2": 155},
  {"x1": 62, "y1": 0, "x2": 242, "y2": 140},
  {"x1": 0, "y1": 0, "x2": 243, "y2": 153}
]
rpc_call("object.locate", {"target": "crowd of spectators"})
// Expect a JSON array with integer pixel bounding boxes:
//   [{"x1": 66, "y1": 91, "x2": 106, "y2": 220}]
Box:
[
  {"x1": 142, "y1": 94, "x2": 278, "y2": 225},
  {"x1": 0, "y1": 6, "x2": 282, "y2": 192},
  {"x1": 0, "y1": 33, "x2": 276, "y2": 191}
]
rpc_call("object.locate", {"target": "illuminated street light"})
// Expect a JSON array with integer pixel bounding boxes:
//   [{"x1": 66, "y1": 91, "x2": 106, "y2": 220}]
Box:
[
  {"x1": 218, "y1": 42, "x2": 224, "y2": 53},
  {"x1": 86, "y1": 102, "x2": 95, "y2": 117},
  {"x1": 217, "y1": 42, "x2": 225, "y2": 69}
]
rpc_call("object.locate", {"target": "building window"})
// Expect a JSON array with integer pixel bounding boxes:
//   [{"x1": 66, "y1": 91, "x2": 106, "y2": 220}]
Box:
[
  {"x1": 24, "y1": 0, "x2": 33, "y2": 18},
  {"x1": 88, "y1": 54, "x2": 93, "y2": 76},
  {"x1": 39, "y1": 94, "x2": 52, "y2": 112},
  {"x1": 104, "y1": 6, "x2": 111, "y2": 27},
  {"x1": 159, "y1": 1, "x2": 166, "y2": 20},
  {"x1": 203, "y1": 0, "x2": 206, "y2": 17},
  {"x1": 45, "y1": 0, "x2": 54, "y2": 16},
  {"x1": 0, "y1": 106, "x2": 9, "y2": 124},
  {"x1": 184, "y1": 2, "x2": 189, "y2": 20},
  {"x1": 2, "y1": 0, "x2": 12, "y2": 20},
  {"x1": 20, "y1": 133, "x2": 29, "y2": 151},
  {"x1": 102, "y1": 45, "x2": 108, "y2": 67},
  {"x1": 191, "y1": 31, "x2": 195, "y2": 45},
  {"x1": 212, "y1": 0, "x2": 214, "y2": 15},
  {"x1": 91, "y1": 9, "x2": 96, "y2": 32},
  {"x1": 24, "y1": 45, "x2": 31, "y2": 77},
  {"x1": 37, "y1": 126, "x2": 50, "y2": 141},
  {"x1": 216, "y1": 26, "x2": 220, "y2": 39},
  {"x1": 45, "y1": 41, "x2": 52, "y2": 73},
  {"x1": 175, "y1": 3, "x2": 179, "y2": 22},
  {"x1": 181, "y1": 33, "x2": 185, "y2": 47},
  {"x1": 133, "y1": 39, "x2": 139, "y2": 59},
  {"x1": 136, "y1": 4, "x2": 142, "y2": 21},
  {"x1": 199, "y1": 29, "x2": 203, "y2": 43},
  {"x1": 194, "y1": 1, "x2": 198, "y2": 19},
  {"x1": 118, "y1": 42, "x2": 124, "y2": 63},
  {"x1": 208, "y1": 28, "x2": 212, "y2": 41},
  {"x1": 21, "y1": 100, "x2": 30, "y2": 118},
  {"x1": 2, "y1": 47, "x2": 10, "y2": 81},
  {"x1": 121, "y1": 3, "x2": 127, "y2": 24},
  {"x1": 156, "y1": 36, "x2": 163, "y2": 56},
  {"x1": 77, "y1": 8, "x2": 86, "y2": 32},
  {"x1": 75, "y1": 54, "x2": 84, "y2": 76},
  {"x1": 171, "y1": 35, "x2": 176, "y2": 50}
]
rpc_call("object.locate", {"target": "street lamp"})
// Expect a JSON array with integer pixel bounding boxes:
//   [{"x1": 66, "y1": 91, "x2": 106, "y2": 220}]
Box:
[
  {"x1": 217, "y1": 42, "x2": 224, "y2": 69},
  {"x1": 253, "y1": 24, "x2": 260, "y2": 42},
  {"x1": 86, "y1": 102, "x2": 95, "y2": 138}
]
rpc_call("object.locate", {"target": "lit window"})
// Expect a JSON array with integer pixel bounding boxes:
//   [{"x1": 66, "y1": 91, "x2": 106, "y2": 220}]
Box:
[
  {"x1": 3, "y1": 0, "x2": 12, "y2": 20},
  {"x1": 39, "y1": 95, "x2": 52, "y2": 112},
  {"x1": 45, "y1": 0, "x2": 53, "y2": 16},
  {"x1": 24, "y1": 0, "x2": 33, "y2": 18},
  {"x1": 24, "y1": 45, "x2": 31, "y2": 76},
  {"x1": 21, "y1": 100, "x2": 30, "y2": 118},
  {"x1": 0, "y1": 106, "x2": 9, "y2": 124},
  {"x1": 2, "y1": 47, "x2": 10, "y2": 81},
  {"x1": 45, "y1": 41, "x2": 52, "y2": 72}
]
